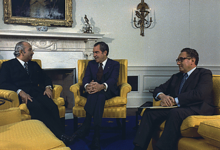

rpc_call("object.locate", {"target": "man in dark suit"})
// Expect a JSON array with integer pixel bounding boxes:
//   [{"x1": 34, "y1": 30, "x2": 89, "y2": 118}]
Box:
[
  {"x1": 0, "y1": 41, "x2": 73, "y2": 145},
  {"x1": 72, "y1": 42, "x2": 120, "y2": 150},
  {"x1": 133, "y1": 48, "x2": 214, "y2": 150}
]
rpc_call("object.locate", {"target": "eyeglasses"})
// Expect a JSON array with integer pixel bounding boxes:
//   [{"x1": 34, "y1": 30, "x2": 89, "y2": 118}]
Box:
[{"x1": 176, "y1": 57, "x2": 191, "y2": 62}]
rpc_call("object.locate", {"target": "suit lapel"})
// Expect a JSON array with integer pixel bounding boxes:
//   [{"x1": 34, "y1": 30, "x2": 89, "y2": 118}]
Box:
[
  {"x1": 93, "y1": 61, "x2": 99, "y2": 80},
  {"x1": 103, "y1": 59, "x2": 111, "y2": 75},
  {"x1": 14, "y1": 59, "x2": 29, "y2": 75},
  {"x1": 175, "y1": 73, "x2": 183, "y2": 95},
  {"x1": 181, "y1": 68, "x2": 198, "y2": 92},
  {"x1": 28, "y1": 61, "x2": 33, "y2": 77}
]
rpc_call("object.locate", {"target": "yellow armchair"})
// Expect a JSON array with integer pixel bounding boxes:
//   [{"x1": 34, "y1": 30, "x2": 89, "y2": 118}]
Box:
[
  {"x1": 70, "y1": 59, "x2": 132, "y2": 138},
  {"x1": 141, "y1": 75, "x2": 220, "y2": 150},
  {"x1": 0, "y1": 59, "x2": 65, "y2": 123},
  {"x1": 0, "y1": 107, "x2": 71, "y2": 150}
]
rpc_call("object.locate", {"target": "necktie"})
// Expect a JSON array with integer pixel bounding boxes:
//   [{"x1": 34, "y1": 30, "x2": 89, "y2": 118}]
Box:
[
  {"x1": 178, "y1": 73, "x2": 188, "y2": 94},
  {"x1": 96, "y1": 63, "x2": 103, "y2": 82},
  {"x1": 24, "y1": 62, "x2": 29, "y2": 74}
]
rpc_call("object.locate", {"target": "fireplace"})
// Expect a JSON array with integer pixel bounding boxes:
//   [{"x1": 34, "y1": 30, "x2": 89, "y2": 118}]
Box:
[{"x1": 45, "y1": 68, "x2": 75, "y2": 111}]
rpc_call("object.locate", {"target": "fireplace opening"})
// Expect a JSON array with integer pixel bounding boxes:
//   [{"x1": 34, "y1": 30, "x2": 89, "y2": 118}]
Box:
[{"x1": 44, "y1": 68, "x2": 76, "y2": 112}]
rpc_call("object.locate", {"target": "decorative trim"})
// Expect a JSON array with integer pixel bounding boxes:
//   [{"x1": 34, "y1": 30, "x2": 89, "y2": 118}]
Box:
[
  {"x1": 0, "y1": 30, "x2": 104, "y2": 39},
  {"x1": 3, "y1": 0, "x2": 73, "y2": 27}
]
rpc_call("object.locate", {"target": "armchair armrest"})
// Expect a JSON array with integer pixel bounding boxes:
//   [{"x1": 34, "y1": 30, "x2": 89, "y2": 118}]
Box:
[
  {"x1": 0, "y1": 107, "x2": 21, "y2": 126},
  {"x1": 140, "y1": 99, "x2": 161, "y2": 116},
  {"x1": 0, "y1": 89, "x2": 20, "y2": 109},
  {"x1": 120, "y1": 83, "x2": 132, "y2": 98},
  {"x1": 70, "y1": 83, "x2": 82, "y2": 100},
  {"x1": 19, "y1": 103, "x2": 31, "y2": 120},
  {"x1": 52, "y1": 85, "x2": 63, "y2": 99},
  {"x1": 19, "y1": 103, "x2": 30, "y2": 115}
]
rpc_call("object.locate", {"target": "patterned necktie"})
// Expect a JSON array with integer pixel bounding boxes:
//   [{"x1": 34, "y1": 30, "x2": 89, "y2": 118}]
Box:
[
  {"x1": 178, "y1": 73, "x2": 188, "y2": 94},
  {"x1": 24, "y1": 62, "x2": 29, "y2": 74},
  {"x1": 96, "y1": 63, "x2": 103, "y2": 82}
]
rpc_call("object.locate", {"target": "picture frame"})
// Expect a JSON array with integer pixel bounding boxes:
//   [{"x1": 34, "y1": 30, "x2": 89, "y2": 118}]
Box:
[{"x1": 3, "y1": 0, "x2": 73, "y2": 27}]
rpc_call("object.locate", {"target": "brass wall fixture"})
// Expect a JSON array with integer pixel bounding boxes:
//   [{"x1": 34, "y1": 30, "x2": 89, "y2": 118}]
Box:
[{"x1": 133, "y1": 0, "x2": 152, "y2": 36}]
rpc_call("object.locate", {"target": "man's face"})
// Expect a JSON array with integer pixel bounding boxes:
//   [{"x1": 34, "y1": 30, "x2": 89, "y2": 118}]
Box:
[
  {"x1": 176, "y1": 52, "x2": 195, "y2": 73},
  {"x1": 93, "y1": 45, "x2": 107, "y2": 63},
  {"x1": 22, "y1": 42, "x2": 34, "y2": 62}
]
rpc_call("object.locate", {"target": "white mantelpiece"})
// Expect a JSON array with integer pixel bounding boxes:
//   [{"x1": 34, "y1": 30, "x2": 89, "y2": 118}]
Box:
[{"x1": 0, "y1": 30, "x2": 104, "y2": 69}]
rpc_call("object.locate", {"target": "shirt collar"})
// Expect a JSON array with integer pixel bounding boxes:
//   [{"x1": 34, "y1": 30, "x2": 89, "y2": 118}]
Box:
[
  {"x1": 16, "y1": 58, "x2": 27, "y2": 67},
  {"x1": 186, "y1": 67, "x2": 196, "y2": 77},
  {"x1": 100, "y1": 58, "x2": 108, "y2": 68}
]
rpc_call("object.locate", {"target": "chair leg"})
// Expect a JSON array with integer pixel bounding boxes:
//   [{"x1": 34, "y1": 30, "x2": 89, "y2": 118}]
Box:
[
  {"x1": 122, "y1": 118, "x2": 126, "y2": 139},
  {"x1": 73, "y1": 116, "x2": 78, "y2": 132}
]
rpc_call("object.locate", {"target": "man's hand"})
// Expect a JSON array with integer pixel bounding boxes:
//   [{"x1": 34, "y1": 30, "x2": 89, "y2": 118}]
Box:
[
  {"x1": 158, "y1": 93, "x2": 175, "y2": 107},
  {"x1": 44, "y1": 87, "x2": 53, "y2": 99},
  {"x1": 19, "y1": 90, "x2": 33, "y2": 104},
  {"x1": 85, "y1": 80, "x2": 105, "y2": 94}
]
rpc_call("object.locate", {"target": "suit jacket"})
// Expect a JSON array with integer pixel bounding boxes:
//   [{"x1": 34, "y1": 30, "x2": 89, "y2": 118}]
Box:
[
  {"x1": 0, "y1": 58, "x2": 52, "y2": 96},
  {"x1": 153, "y1": 68, "x2": 214, "y2": 115},
  {"x1": 83, "y1": 58, "x2": 120, "y2": 98}
]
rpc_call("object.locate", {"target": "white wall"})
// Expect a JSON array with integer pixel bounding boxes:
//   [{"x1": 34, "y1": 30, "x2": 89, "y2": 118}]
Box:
[
  {"x1": 0, "y1": 0, "x2": 219, "y2": 66},
  {"x1": 0, "y1": 0, "x2": 219, "y2": 107}
]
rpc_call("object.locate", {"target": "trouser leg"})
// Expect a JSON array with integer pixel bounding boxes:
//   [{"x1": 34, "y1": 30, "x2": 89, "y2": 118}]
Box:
[
  {"x1": 133, "y1": 109, "x2": 170, "y2": 149},
  {"x1": 93, "y1": 93, "x2": 106, "y2": 126},
  {"x1": 156, "y1": 107, "x2": 198, "y2": 150},
  {"x1": 84, "y1": 92, "x2": 106, "y2": 126},
  {"x1": 27, "y1": 95, "x2": 63, "y2": 138}
]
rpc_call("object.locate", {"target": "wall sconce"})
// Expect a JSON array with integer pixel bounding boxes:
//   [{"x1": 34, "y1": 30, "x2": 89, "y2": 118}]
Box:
[{"x1": 133, "y1": 0, "x2": 152, "y2": 36}]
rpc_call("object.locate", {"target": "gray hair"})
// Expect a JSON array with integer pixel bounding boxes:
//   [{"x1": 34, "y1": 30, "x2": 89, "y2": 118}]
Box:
[{"x1": 14, "y1": 41, "x2": 26, "y2": 57}]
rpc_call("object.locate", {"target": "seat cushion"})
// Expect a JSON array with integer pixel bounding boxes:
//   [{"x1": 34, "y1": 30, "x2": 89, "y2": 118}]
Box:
[
  {"x1": 160, "y1": 115, "x2": 220, "y2": 137},
  {"x1": 198, "y1": 119, "x2": 220, "y2": 148},
  {"x1": 178, "y1": 137, "x2": 219, "y2": 150},
  {"x1": 78, "y1": 96, "x2": 127, "y2": 107},
  {"x1": 0, "y1": 120, "x2": 66, "y2": 149}
]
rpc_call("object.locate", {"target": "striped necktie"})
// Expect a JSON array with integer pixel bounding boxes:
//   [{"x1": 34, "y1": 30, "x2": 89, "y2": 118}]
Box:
[
  {"x1": 24, "y1": 62, "x2": 29, "y2": 74},
  {"x1": 178, "y1": 73, "x2": 188, "y2": 94}
]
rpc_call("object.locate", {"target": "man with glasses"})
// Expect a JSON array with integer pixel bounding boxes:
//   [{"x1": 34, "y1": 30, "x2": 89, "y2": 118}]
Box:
[{"x1": 133, "y1": 48, "x2": 214, "y2": 150}]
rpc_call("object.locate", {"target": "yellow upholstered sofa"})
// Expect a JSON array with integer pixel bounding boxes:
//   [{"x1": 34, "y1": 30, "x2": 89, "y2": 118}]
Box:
[
  {"x1": 142, "y1": 75, "x2": 220, "y2": 150},
  {"x1": 0, "y1": 59, "x2": 66, "y2": 123},
  {"x1": 70, "y1": 59, "x2": 132, "y2": 138},
  {"x1": 0, "y1": 107, "x2": 70, "y2": 150}
]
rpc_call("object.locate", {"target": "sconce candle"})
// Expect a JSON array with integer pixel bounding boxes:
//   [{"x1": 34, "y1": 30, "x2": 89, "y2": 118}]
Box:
[{"x1": 133, "y1": 0, "x2": 153, "y2": 36}]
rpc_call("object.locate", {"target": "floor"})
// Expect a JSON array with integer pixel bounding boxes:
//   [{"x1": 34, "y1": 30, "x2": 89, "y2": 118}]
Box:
[{"x1": 65, "y1": 108, "x2": 139, "y2": 120}]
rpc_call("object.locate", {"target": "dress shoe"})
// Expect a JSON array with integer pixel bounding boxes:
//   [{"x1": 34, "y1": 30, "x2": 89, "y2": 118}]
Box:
[
  {"x1": 89, "y1": 136, "x2": 101, "y2": 150},
  {"x1": 60, "y1": 134, "x2": 74, "y2": 146}
]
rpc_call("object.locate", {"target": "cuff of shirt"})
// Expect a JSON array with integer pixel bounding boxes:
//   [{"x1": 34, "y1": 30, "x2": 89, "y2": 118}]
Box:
[
  {"x1": 45, "y1": 85, "x2": 52, "y2": 90},
  {"x1": 155, "y1": 92, "x2": 163, "y2": 100},
  {"x1": 17, "y1": 89, "x2": 22, "y2": 95},
  {"x1": 103, "y1": 83, "x2": 108, "y2": 92},
  {"x1": 175, "y1": 97, "x2": 180, "y2": 107}
]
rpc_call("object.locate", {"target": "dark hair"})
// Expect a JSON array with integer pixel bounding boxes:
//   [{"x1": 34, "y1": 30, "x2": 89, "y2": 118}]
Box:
[
  {"x1": 181, "y1": 48, "x2": 199, "y2": 65},
  {"x1": 94, "y1": 42, "x2": 109, "y2": 56},
  {"x1": 14, "y1": 41, "x2": 26, "y2": 57}
]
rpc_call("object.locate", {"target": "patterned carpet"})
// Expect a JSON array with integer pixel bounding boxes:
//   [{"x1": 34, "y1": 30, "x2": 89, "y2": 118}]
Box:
[{"x1": 65, "y1": 116, "x2": 140, "y2": 150}]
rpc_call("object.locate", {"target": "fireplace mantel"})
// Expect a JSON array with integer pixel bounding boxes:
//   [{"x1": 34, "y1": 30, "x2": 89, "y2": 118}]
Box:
[
  {"x1": 0, "y1": 29, "x2": 104, "y2": 69},
  {"x1": 0, "y1": 29, "x2": 104, "y2": 40}
]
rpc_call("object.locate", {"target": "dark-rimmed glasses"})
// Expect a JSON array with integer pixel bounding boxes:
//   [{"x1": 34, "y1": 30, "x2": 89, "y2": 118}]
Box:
[{"x1": 176, "y1": 57, "x2": 191, "y2": 63}]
